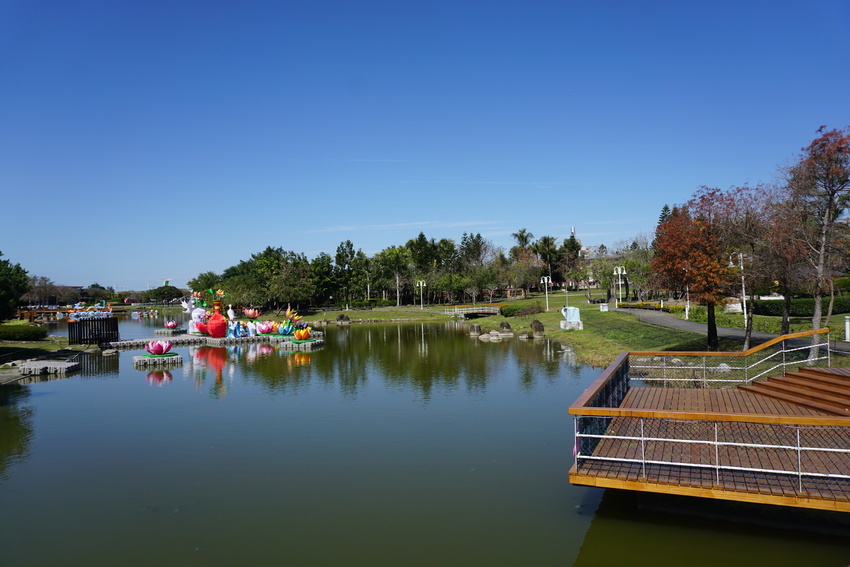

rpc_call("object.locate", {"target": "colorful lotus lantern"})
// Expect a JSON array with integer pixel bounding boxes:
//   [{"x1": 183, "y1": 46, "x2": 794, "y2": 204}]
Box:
[
  {"x1": 256, "y1": 321, "x2": 275, "y2": 335},
  {"x1": 278, "y1": 321, "x2": 295, "y2": 335},
  {"x1": 164, "y1": 320, "x2": 179, "y2": 329},
  {"x1": 243, "y1": 308, "x2": 261, "y2": 319},
  {"x1": 144, "y1": 340, "x2": 173, "y2": 356},
  {"x1": 294, "y1": 327, "x2": 312, "y2": 340}
]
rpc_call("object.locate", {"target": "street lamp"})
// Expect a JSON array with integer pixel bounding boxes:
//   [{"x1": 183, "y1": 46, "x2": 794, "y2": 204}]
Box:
[
  {"x1": 729, "y1": 253, "x2": 747, "y2": 327},
  {"x1": 416, "y1": 280, "x2": 426, "y2": 310},
  {"x1": 540, "y1": 276, "x2": 552, "y2": 311},
  {"x1": 613, "y1": 266, "x2": 626, "y2": 307}
]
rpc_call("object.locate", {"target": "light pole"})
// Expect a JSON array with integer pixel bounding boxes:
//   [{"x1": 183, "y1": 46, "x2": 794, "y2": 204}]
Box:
[
  {"x1": 416, "y1": 280, "x2": 426, "y2": 310},
  {"x1": 613, "y1": 266, "x2": 626, "y2": 307},
  {"x1": 540, "y1": 276, "x2": 552, "y2": 311},
  {"x1": 730, "y1": 253, "x2": 747, "y2": 327}
]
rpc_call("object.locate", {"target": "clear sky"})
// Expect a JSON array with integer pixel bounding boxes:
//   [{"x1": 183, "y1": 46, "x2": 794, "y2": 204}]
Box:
[{"x1": 2, "y1": 0, "x2": 848, "y2": 291}]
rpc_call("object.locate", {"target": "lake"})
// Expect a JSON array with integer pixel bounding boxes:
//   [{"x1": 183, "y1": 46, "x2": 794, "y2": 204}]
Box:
[{"x1": 1, "y1": 319, "x2": 849, "y2": 566}]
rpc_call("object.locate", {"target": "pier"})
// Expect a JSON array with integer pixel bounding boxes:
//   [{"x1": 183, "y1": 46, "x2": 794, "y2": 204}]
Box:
[{"x1": 569, "y1": 329, "x2": 850, "y2": 512}]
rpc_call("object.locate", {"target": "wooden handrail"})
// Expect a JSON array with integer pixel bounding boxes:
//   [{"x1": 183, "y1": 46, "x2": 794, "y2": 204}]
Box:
[
  {"x1": 629, "y1": 328, "x2": 830, "y2": 358},
  {"x1": 569, "y1": 351, "x2": 628, "y2": 410},
  {"x1": 568, "y1": 328, "x2": 849, "y2": 426}
]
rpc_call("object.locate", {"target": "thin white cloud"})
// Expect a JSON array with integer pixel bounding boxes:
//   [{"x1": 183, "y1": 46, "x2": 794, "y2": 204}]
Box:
[{"x1": 308, "y1": 220, "x2": 501, "y2": 234}]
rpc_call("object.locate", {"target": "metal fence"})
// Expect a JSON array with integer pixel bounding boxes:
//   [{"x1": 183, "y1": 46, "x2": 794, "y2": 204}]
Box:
[
  {"x1": 574, "y1": 414, "x2": 850, "y2": 498},
  {"x1": 627, "y1": 329, "x2": 845, "y2": 387}
]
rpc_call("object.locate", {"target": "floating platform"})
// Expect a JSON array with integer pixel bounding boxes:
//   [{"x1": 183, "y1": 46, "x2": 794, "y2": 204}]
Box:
[
  {"x1": 104, "y1": 331, "x2": 325, "y2": 351},
  {"x1": 133, "y1": 355, "x2": 183, "y2": 369},
  {"x1": 154, "y1": 328, "x2": 187, "y2": 336},
  {"x1": 17, "y1": 359, "x2": 81, "y2": 375}
]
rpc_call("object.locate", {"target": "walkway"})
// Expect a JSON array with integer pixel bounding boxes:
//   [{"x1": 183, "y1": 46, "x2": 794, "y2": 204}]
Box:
[{"x1": 614, "y1": 307, "x2": 850, "y2": 354}]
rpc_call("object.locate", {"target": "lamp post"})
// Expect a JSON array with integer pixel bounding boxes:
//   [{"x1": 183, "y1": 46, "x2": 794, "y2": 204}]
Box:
[
  {"x1": 613, "y1": 266, "x2": 626, "y2": 307},
  {"x1": 416, "y1": 280, "x2": 426, "y2": 310},
  {"x1": 540, "y1": 276, "x2": 552, "y2": 311},
  {"x1": 729, "y1": 253, "x2": 747, "y2": 327}
]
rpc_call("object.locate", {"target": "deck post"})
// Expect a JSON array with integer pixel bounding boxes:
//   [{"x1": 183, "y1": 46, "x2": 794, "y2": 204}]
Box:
[
  {"x1": 714, "y1": 423, "x2": 720, "y2": 484},
  {"x1": 640, "y1": 419, "x2": 646, "y2": 479},
  {"x1": 796, "y1": 427, "x2": 802, "y2": 492}
]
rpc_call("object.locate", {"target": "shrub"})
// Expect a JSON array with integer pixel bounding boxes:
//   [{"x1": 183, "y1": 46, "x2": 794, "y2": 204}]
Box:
[
  {"x1": 499, "y1": 305, "x2": 523, "y2": 317},
  {"x1": 0, "y1": 325, "x2": 49, "y2": 341},
  {"x1": 516, "y1": 303, "x2": 544, "y2": 317},
  {"x1": 752, "y1": 296, "x2": 850, "y2": 317}
]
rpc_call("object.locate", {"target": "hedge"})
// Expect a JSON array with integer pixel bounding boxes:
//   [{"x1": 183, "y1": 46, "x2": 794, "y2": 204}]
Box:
[
  {"x1": 499, "y1": 305, "x2": 524, "y2": 317},
  {"x1": 0, "y1": 325, "x2": 49, "y2": 341},
  {"x1": 752, "y1": 296, "x2": 850, "y2": 317},
  {"x1": 501, "y1": 303, "x2": 544, "y2": 317}
]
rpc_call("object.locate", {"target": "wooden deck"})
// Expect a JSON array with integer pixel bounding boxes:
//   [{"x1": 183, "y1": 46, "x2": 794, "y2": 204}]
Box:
[
  {"x1": 621, "y1": 387, "x2": 832, "y2": 416},
  {"x1": 570, "y1": 353, "x2": 850, "y2": 512}
]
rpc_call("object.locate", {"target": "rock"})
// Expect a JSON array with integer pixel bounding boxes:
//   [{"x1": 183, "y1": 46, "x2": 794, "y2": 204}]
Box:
[
  {"x1": 469, "y1": 324, "x2": 482, "y2": 337},
  {"x1": 499, "y1": 321, "x2": 512, "y2": 331},
  {"x1": 478, "y1": 334, "x2": 491, "y2": 341},
  {"x1": 518, "y1": 331, "x2": 530, "y2": 340},
  {"x1": 531, "y1": 319, "x2": 544, "y2": 338}
]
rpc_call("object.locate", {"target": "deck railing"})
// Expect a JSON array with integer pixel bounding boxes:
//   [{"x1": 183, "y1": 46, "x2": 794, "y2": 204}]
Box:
[
  {"x1": 573, "y1": 414, "x2": 850, "y2": 495},
  {"x1": 628, "y1": 328, "x2": 839, "y2": 386},
  {"x1": 569, "y1": 330, "x2": 850, "y2": 504}
]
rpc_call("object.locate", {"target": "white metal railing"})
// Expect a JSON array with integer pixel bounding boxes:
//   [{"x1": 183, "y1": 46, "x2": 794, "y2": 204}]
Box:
[
  {"x1": 574, "y1": 415, "x2": 850, "y2": 491},
  {"x1": 627, "y1": 331, "x2": 846, "y2": 386},
  {"x1": 444, "y1": 305, "x2": 500, "y2": 315}
]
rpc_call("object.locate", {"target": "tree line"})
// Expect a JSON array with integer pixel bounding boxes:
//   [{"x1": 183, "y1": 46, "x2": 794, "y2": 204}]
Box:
[{"x1": 8, "y1": 126, "x2": 849, "y2": 349}]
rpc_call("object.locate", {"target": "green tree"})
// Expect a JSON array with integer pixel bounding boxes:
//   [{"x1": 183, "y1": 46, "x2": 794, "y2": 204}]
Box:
[
  {"x1": 188, "y1": 271, "x2": 221, "y2": 294},
  {"x1": 335, "y1": 240, "x2": 357, "y2": 304},
  {"x1": 143, "y1": 285, "x2": 184, "y2": 303},
  {"x1": 511, "y1": 228, "x2": 535, "y2": 249},
  {"x1": 310, "y1": 253, "x2": 336, "y2": 305},
  {"x1": 0, "y1": 252, "x2": 28, "y2": 320}
]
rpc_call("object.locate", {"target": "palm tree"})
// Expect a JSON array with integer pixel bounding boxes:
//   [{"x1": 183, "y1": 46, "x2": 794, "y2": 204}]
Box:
[
  {"x1": 534, "y1": 235, "x2": 558, "y2": 279},
  {"x1": 512, "y1": 228, "x2": 534, "y2": 249}
]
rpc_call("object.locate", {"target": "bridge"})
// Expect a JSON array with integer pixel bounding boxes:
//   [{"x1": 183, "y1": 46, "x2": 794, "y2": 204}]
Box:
[
  {"x1": 569, "y1": 329, "x2": 850, "y2": 512},
  {"x1": 443, "y1": 305, "x2": 500, "y2": 317}
]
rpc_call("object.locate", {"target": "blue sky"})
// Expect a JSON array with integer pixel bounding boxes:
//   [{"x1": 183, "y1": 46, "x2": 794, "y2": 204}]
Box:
[{"x1": 2, "y1": 0, "x2": 848, "y2": 291}]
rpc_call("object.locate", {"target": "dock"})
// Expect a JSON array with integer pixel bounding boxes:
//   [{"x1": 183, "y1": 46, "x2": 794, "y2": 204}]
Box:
[{"x1": 569, "y1": 328, "x2": 850, "y2": 512}]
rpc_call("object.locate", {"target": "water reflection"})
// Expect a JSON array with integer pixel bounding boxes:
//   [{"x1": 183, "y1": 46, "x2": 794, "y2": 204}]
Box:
[{"x1": 0, "y1": 385, "x2": 33, "y2": 481}]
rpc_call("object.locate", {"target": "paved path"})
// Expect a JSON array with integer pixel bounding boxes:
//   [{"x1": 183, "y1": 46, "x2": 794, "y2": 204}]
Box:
[{"x1": 613, "y1": 307, "x2": 850, "y2": 354}]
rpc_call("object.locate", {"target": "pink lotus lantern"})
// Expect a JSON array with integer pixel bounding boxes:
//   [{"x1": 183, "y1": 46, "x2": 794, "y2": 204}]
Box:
[
  {"x1": 256, "y1": 321, "x2": 274, "y2": 334},
  {"x1": 243, "y1": 308, "x2": 261, "y2": 319},
  {"x1": 164, "y1": 320, "x2": 179, "y2": 329},
  {"x1": 144, "y1": 340, "x2": 173, "y2": 355}
]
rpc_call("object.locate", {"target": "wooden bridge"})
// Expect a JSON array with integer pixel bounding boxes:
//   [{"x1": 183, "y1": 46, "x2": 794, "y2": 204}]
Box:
[{"x1": 569, "y1": 329, "x2": 850, "y2": 512}]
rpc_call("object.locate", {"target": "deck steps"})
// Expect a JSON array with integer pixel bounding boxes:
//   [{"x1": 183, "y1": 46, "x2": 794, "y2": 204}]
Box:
[{"x1": 739, "y1": 368, "x2": 850, "y2": 417}]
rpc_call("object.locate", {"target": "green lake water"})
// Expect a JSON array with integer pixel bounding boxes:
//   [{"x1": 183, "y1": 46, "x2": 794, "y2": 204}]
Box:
[{"x1": 1, "y1": 321, "x2": 849, "y2": 566}]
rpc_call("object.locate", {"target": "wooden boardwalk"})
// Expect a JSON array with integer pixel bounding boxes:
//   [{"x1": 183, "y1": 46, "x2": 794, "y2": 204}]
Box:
[{"x1": 569, "y1": 340, "x2": 850, "y2": 512}]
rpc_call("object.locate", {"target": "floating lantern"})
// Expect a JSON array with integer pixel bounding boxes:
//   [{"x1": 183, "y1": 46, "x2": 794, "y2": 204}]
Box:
[
  {"x1": 144, "y1": 340, "x2": 173, "y2": 356},
  {"x1": 256, "y1": 321, "x2": 275, "y2": 334},
  {"x1": 294, "y1": 328, "x2": 312, "y2": 340},
  {"x1": 243, "y1": 308, "x2": 261, "y2": 319},
  {"x1": 164, "y1": 320, "x2": 179, "y2": 329}
]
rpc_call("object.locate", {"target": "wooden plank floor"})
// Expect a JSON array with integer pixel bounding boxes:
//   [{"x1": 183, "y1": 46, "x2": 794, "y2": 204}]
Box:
[
  {"x1": 621, "y1": 387, "x2": 831, "y2": 415},
  {"x1": 574, "y1": 371, "x2": 850, "y2": 511}
]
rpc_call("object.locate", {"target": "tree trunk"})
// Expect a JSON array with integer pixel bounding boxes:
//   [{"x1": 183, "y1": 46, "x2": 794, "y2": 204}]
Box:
[
  {"x1": 781, "y1": 282, "x2": 791, "y2": 335},
  {"x1": 706, "y1": 302, "x2": 719, "y2": 351}
]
